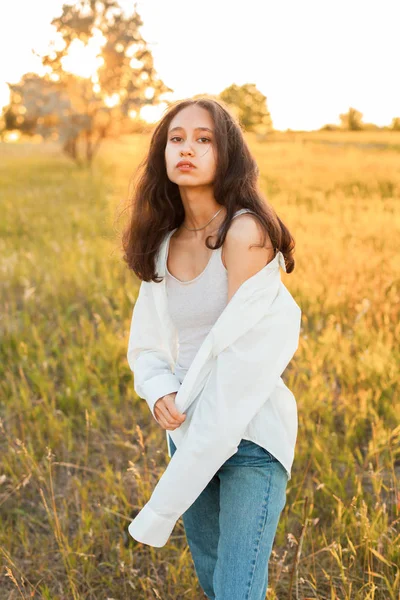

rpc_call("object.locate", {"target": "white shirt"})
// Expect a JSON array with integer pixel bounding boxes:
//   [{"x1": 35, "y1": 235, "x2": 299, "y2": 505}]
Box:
[{"x1": 126, "y1": 226, "x2": 302, "y2": 547}]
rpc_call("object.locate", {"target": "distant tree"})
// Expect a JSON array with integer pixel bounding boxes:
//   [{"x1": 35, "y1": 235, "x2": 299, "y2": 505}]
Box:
[
  {"x1": 362, "y1": 122, "x2": 381, "y2": 131},
  {"x1": 2, "y1": 1, "x2": 172, "y2": 165},
  {"x1": 339, "y1": 107, "x2": 364, "y2": 131},
  {"x1": 4, "y1": 73, "x2": 73, "y2": 138},
  {"x1": 320, "y1": 124, "x2": 340, "y2": 131},
  {"x1": 219, "y1": 83, "x2": 273, "y2": 134},
  {"x1": 0, "y1": 108, "x2": 5, "y2": 140},
  {"x1": 391, "y1": 117, "x2": 400, "y2": 131},
  {"x1": 190, "y1": 92, "x2": 220, "y2": 102}
]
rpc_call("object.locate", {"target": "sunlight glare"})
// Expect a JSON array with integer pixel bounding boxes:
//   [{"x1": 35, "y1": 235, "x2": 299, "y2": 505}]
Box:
[
  {"x1": 104, "y1": 93, "x2": 120, "y2": 108},
  {"x1": 4, "y1": 131, "x2": 21, "y2": 142},
  {"x1": 61, "y1": 29, "x2": 106, "y2": 79},
  {"x1": 139, "y1": 103, "x2": 167, "y2": 123}
]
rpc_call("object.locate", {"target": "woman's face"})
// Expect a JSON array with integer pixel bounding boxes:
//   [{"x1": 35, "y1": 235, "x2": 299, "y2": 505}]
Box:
[{"x1": 164, "y1": 105, "x2": 217, "y2": 187}]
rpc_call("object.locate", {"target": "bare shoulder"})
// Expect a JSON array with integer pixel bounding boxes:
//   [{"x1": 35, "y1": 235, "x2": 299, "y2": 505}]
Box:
[
  {"x1": 226, "y1": 213, "x2": 266, "y2": 243},
  {"x1": 223, "y1": 213, "x2": 275, "y2": 301},
  {"x1": 224, "y1": 213, "x2": 275, "y2": 263}
]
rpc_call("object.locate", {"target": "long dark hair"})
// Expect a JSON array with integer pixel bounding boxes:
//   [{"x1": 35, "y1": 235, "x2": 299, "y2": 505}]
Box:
[{"x1": 122, "y1": 96, "x2": 296, "y2": 282}]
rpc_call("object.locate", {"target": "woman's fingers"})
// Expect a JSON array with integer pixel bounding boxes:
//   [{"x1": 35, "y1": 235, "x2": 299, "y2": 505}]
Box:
[
  {"x1": 164, "y1": 396, "x2": 186, "y2": 422},
  {"x1": 155, "y1": 403, "x2": 181, "y2": 430},
  {"x1": 155, "y1": 405, "x2": 174, "y2": 429},
  {"x1": 154, "y1": 397, "x2": 186, "y2": 430}
]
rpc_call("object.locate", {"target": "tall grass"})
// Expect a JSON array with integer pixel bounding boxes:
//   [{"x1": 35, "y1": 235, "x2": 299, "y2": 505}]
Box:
[{"x1": 0, "y1": 133, "x2": 399, "y2": 599}]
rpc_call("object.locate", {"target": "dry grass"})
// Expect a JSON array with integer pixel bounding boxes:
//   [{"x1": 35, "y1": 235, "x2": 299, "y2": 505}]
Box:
[{"x1": 0, "y1": 131, "x2": 399, "y2": 599}]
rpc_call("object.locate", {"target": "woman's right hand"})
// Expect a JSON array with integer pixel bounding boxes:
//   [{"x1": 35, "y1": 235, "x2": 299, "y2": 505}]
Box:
[{"x1": 154, "y1": 392, "x2": 186, "y2": 430}]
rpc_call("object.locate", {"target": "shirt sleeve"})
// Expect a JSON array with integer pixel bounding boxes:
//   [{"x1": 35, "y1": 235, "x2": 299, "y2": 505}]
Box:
[
  {"x1": 127, "y1": 280, "x2": 181, "y2": 421},
  {"x1": 128, "y1": 301, "x2": 301, "y2": 547}
]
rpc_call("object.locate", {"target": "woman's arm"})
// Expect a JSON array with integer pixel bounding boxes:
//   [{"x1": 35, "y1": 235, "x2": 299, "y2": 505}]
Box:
[{"x1": 127, "y1": 280, "x2": 181, "y2": 421}]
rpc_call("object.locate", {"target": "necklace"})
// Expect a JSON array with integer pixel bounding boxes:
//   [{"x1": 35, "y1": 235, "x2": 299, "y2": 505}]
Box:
[{"x1": 182, "y1": 207, "x2": 224, "y2": 231}]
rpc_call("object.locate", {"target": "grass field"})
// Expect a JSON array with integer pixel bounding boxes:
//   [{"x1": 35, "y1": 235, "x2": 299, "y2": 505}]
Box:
[{"x1": 1, "y1": 132, "x2": 399, "y2": 599}]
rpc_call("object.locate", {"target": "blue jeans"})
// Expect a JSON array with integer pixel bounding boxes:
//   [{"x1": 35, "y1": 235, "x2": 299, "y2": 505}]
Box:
[{"x1": 168, "y1": 435, "x2": 288, "y2": 600}]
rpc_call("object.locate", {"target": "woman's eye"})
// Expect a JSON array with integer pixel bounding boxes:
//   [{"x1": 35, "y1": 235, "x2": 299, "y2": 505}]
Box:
[{"x1": 169, "y1": 136, "x2": 211, "y2": 143}]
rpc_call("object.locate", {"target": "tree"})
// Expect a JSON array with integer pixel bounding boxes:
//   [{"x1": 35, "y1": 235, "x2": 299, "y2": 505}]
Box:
[
  {"x1": 3, "y1": 1, "x2": 173, "y2": 165},
  {"x1": 320, "y1": 123, "x2": 340, "y2": 131},
  {"x1": 4, "y1": 73, "x2": 75, "y2": 139},
  {"x1": 339, "y1": 107, "x2": 364, "y2": 131},
  {"x1": 219, "y1": 83, "x2": 273, "y2": 134},
  {"x1": 391, "y1": 117, "x2": 400, "y2": 131}
]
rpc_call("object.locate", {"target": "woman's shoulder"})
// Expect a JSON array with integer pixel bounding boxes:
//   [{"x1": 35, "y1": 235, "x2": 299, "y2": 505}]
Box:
[{"x1": 226, "y1": 210, "x2": 272, "y2": 250}]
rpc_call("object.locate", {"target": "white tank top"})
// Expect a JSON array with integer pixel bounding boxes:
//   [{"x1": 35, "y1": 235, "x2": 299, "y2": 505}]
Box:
[{"x1": 165, "y1": 208, "x2": 255, "y2": 383}]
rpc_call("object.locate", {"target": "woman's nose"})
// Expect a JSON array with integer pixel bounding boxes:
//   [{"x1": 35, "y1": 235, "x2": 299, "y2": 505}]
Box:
[{"x1": 180, "y1": 143, "x2": 194, "y2": 155}]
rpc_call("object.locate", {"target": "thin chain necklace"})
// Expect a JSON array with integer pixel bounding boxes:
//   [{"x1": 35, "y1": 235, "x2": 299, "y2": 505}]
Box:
[{"x1": 182, "y1": 207, "x2": 224, "y2": 231}]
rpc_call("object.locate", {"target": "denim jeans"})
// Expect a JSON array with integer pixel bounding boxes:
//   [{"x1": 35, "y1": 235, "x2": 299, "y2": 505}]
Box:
[{"x1": 168, "y1": 434, "x2": 288, "y2": 600}]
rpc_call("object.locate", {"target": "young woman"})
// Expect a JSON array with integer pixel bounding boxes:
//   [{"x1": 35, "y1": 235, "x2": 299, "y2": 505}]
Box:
[{"x1": 123, "y1": 97, "x2": 301, "y2": 599}]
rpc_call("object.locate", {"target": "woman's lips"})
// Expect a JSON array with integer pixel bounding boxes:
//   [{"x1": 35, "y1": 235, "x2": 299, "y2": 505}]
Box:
[{"x1": 177, "y1": 164, "x2": 195, "y2": 171}]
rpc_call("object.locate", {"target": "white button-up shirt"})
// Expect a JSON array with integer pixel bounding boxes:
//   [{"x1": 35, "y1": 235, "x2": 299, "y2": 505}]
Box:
[{"x1": 127, "y1": 228, "x2": 302, "y2": 547}]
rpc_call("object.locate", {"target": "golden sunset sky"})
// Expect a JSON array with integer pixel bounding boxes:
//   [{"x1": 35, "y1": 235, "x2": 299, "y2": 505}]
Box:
[{"x1": 0, "y1": 0, "x2": 399, "y2": 131}]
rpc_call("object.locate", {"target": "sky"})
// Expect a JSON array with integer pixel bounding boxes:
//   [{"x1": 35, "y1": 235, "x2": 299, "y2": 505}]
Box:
[{"x1": 0, "y1": 0, "x2": 399, "y2": 131}]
